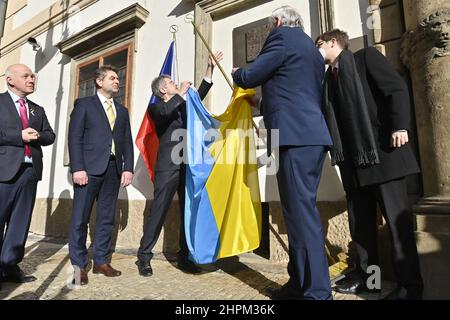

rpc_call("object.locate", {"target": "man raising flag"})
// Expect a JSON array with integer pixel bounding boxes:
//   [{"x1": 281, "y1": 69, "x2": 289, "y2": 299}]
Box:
[
  {"x1": 135, "y1": 41, "x2": 178, "y2": 182},
  {"x1": 135, "y1": 42, "x2": 223, "y2": 276}
]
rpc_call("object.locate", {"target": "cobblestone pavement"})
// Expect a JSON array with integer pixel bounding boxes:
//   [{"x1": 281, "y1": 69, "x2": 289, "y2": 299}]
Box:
[{"x1": 0, "y1": 234, "x2": 394, "y2": 300}]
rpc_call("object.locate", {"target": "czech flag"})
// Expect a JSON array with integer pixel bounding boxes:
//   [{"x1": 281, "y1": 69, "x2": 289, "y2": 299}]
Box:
[
  {"x1": 135, "y1": 41, "x2": 178, "y2": 182},
  {"x1": 184, "y1": 86, "x2": 262, "y2": 264}
]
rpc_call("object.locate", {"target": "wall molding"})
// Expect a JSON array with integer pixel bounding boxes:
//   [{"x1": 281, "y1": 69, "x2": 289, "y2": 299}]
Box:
[
  {"x1": 0, "y1": 0, "x2": 99, "y2": 58},
  {"x1": 56, "y1": 3, "x2": 148, "y2": 58}
]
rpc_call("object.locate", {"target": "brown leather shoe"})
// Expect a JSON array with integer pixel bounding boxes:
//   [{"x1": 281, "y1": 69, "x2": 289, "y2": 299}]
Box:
[
  {"x1": 72, "y1": 269, "x2": 88, "y2": 286},
  {"x1": 93, "y1": 264, "x2": 121, "y2": 277}
]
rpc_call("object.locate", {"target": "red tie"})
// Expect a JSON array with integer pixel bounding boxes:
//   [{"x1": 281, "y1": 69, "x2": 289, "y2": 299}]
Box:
[
  {"x1": 332, "y1": 67, "x2": 338, "y2": 81},
  {"x1": 18, "y1": 98, "x2": 32, "y2": 158}
]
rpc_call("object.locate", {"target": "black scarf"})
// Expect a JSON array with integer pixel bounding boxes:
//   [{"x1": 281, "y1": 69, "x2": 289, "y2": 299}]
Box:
[{"x1": 322, "y1": 49, "x2": 380, "y2": 167}]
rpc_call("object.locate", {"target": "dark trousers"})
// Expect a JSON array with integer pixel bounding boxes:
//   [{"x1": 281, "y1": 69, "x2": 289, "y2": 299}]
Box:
[
  {"x1": 346, "y1": 177, "x2": 423, "y2": 298},
  {"x1": 69, "y1": 159, "x2": 120, "y2": 269},
  {"x1": 0, "y1": 165, "x2": 37, "y2": 274},
  {"x1": 277, "y1": 146, "x2": 332, "y2": 300},
  {"x1": 137, "y1": 168, "x2": 188, "y2": 263}
]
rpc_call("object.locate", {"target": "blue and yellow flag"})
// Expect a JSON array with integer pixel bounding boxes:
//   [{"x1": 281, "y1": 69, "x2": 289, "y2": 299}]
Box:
[{"x1": 185, "y1": 87, "x2": 262, "y2": 264}]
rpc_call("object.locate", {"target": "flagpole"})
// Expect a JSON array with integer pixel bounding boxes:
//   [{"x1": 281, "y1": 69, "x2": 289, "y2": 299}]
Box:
[
  {"x1": 185, "y1": 14, "x2": 234, "y2": 90},
  {"x1": 185, "y1": 14, "x2": 258, "y2": 131},
  {"x1": 169, "y1": 25, "x2": 180, "y2": 86}
]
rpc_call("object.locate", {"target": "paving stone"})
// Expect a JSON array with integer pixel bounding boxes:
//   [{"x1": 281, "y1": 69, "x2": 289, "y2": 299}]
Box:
[{"x1": 0, "y1": 234, "x2": 394, "y2": 300}]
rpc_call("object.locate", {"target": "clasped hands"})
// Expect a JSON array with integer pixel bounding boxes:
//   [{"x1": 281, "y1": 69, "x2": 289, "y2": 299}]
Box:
[{"x1": 22, "y1": 128, "x2": 40, "y2": 143}]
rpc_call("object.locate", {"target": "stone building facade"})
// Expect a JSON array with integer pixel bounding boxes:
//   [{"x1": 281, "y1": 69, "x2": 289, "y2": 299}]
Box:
[{"x1": 0, "y1": 0, "x2": 448, "y2": 299}]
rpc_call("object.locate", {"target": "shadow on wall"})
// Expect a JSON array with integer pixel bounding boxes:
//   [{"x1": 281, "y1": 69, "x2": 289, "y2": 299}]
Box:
[
  {"x1": 167, "y1": 0, "x2": 194, "y2": 17},
  {"x1": 41, "y1": 170, "x2": 132, "y2": 260},
  {"x1": 408, "y1": 213, "x2": 450, "y2": 299},
  {"x1": 132, "y1": 155, "x2": 154, "y2": 199},
  {"x1": 110, "y1": 188, "x2": 130, "y2": 251},
  {"x1": 168, "y1": 0, "x2": 275, "y2": 19},
  {"x1": 133, "y1": 155, "x2": 182, "y2": 257},
  {"x1": 376, "y1": 210, "x2": 450, "y2": 299},
  {"x1": 38, "y1": 0, "x2": 72, "y2": 242}
]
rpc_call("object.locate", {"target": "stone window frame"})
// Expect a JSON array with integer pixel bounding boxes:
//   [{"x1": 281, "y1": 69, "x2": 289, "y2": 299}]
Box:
[{"x1": 74, "y1": 43, "x2": 134, "y2": 108}]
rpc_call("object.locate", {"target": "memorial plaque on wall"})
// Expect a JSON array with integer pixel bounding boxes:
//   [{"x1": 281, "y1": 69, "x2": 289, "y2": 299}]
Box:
[
  {"x1": 245, "y1": 23, "x2": 272, "y2": 62},
  {"x1": 233, "y1": 17, "x2": 272, "y2": 68},
  {"x1": 233, "y1": 17, "x2": 272, "y2": 116}
]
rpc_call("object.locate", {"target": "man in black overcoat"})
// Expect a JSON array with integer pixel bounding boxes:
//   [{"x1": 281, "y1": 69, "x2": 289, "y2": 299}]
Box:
[{"x1": 316, "y1": 29, "x2": 423, "y2": 300}]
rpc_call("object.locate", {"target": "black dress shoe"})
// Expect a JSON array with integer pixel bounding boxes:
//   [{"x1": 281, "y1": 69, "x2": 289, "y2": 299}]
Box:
[
  {"x1": 136, "y1": 260, "x2": 153, "y2": 277},
  {"x1": 266, "y1": 282, "x2": 303, "y2": 300},
  {"x1": 334, "y1": 278, "x2": 380, "y2": 295},
  {"x1": 177, "y1": 259, "x2": 201, "y2": 274},
  {"x1": 2, "y1": 270, "x2": 37, "y2": 283}
]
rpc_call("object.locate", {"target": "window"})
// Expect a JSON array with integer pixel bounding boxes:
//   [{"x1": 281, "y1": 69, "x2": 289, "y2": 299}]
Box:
[{"x1": 75, "y1": 44, "x2": 132, "y2": 107}]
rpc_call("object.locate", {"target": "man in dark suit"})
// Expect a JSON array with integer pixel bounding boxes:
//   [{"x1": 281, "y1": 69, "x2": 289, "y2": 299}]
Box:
[
  {"x1": 316, "y1": 29, "x2": 423, "y2": 300},
  {"x1": 232, "y1": 6, "x2": 333, "y2": 300},
  {"x1": 68, "y1": 65, "x2": 134, "y2": 285},
  {"x1": 136, "y1": 52, "x2": 223, "y2": 277},
  {"x1": 0, "y1": 64, "x2": 55, "y2": 287}
]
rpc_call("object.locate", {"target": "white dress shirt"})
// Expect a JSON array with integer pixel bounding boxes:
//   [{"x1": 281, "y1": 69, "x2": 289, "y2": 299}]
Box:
[{"x1": 97, "y1": 91, "x2": 116, "y2": 118}]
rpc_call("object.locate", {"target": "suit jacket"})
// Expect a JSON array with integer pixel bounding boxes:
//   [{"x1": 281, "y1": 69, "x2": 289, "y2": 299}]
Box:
[
  {"x1": 149, "y1": 80, "x2": 212, "y2": 172},
  {"x1": 232, "y1": 26, "x2": 332, "y2": 147},
  {"x1": 335, "y1": 47, "x2": 420, "y2": 190},
  {"x1": 0, "y1": 92, "x2": 55, "y2": 182},
  {"x1": 68, "y1": 95, "x2": 134, "y2": 176}
]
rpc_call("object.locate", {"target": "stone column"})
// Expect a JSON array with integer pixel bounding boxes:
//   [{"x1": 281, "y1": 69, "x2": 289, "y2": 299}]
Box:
[
  {"x1": 401, "y1": 0, "x2": 450, "y2": 299},
  {"x1": 401, "y1": 0, "x2": 450, "y2": 210}
]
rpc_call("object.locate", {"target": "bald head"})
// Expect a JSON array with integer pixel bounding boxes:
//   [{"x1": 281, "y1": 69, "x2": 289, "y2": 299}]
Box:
[{"x1": 5, "y1": 64, "x2": 36, "y2": 97}]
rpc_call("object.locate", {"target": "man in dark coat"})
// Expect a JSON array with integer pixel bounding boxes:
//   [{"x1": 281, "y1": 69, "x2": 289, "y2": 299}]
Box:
[
  {"x1": 316, "y1": 29, "x2": 423, "y2": 300},
  {"x1": 68, "y1": 65, "x2": 134, "y2": 285},
  {"x1": 233, "y1": 5, "x2": 333, "y2": 300},
  {"x1": 0, "y1": 64, "x2": 55, "y2": 287},
  {"x1": 136, "y1": 52, "x2": 223, "y2": 277}
]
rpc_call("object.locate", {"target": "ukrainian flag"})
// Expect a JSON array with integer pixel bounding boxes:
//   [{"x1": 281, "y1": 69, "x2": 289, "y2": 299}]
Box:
[{"x1": 185, "y1": 87, "x2": 262, "y2": 264}]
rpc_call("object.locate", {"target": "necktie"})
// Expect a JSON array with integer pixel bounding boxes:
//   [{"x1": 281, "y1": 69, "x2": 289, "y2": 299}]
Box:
[
  {"x1": 106, "y1": 99, "x2": 116, "y2": 155},
  {"x1": 18, "y1": 98, "x2": 32, "y2": 158},
  {"x1": 332, "y1": 67, "x2": 338, "y2": 81}
]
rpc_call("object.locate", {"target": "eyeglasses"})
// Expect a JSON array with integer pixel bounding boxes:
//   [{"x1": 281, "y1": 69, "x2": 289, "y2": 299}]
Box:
[{"x1": 316, "y1": 41, "x2": 326, "y2": 48}]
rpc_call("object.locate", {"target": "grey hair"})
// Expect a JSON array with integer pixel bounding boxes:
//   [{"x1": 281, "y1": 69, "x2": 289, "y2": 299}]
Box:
[
  {"x1": 271, "y1": 5, "x2": 304, "y2": 29},
  {"x1": 151, "y1": 74, "x2": 171, "y2": 99}
]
